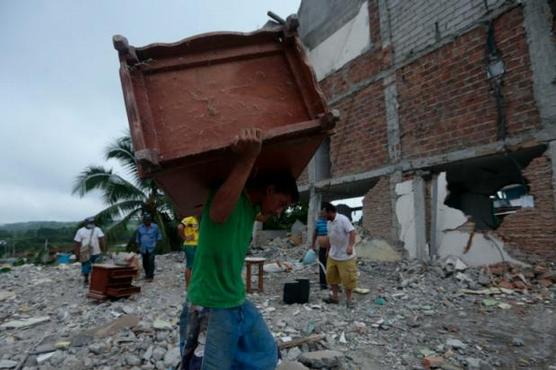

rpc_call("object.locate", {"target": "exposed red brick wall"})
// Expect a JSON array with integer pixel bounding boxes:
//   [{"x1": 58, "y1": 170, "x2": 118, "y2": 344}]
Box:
[
  {"x1": 329, "y1": 81, "x2": 388, "y2": 177},
  {"x1": 496, "y1": 7, "x2": 541, "y2": 136},
  {"x1": 496, "y1": 153, "x2": 556, "y2": 261},
  {"x1": 397, "y1": 7, "x2": 540, "y2": 159},
  {"x1": 362, "y1": 177, "x2": 393, "y2": 240},
  {"x1": 318, "y1": 47, "x2": 391, "y2": 101}
]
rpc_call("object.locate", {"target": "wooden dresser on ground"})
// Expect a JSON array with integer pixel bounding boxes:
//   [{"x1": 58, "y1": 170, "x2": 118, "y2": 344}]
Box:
[{"x1": 87, "y1": 264, "x2": 140, "y2": 300}]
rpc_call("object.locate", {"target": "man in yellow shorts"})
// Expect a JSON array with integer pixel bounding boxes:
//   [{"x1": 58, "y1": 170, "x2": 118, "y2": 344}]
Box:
[
  {"x1": 321, "y1": 202, "x2": 357, "y2": 308},
  {"x1": 177, "y1": 216, "x2": 199, "y2": 287}
]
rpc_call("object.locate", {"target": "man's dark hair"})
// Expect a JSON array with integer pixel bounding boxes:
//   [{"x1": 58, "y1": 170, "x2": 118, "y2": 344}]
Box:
[
  {"x1": 322, "y1": 202, "x2": 336, "y2": 213},
  {"x1": 247, "y1": 170, "x2": 299, "y2": 202}
]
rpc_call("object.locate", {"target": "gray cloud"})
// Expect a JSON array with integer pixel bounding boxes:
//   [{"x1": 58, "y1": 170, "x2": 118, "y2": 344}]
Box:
[{"x1": 0, "y1": 0, "x2": 301, "y2": 224}]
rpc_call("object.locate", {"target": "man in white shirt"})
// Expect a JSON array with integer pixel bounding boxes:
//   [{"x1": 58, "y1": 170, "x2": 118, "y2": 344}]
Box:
[
  {"x1": 73, "y1": 217, "x2": 106, "y2": 286},
  {"x1": 321, "y1": 203, "x2": 357, "y2": 308}
]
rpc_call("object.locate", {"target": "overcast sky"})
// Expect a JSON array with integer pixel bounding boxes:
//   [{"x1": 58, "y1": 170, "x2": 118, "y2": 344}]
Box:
[{"x1": 0, "y1": 0, "x2": 301, "y2": 225}]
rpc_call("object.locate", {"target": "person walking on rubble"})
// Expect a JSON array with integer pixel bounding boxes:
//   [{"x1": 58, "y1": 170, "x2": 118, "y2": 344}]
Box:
[
  {"x1": 321, "y1": 202, "x2": 358, "y2": 308},
  {"x1": 179, "y1": 128, "x2": 299, "y2": 370},
  {"x1": 178, "y1": 215, "x2": 199, "y2": 288},
  {"x1": 73, "y1": 216, "x2": 106, "y2": 286},
  {"x1": 136, "y1": 213, "x2": 162, "y2": 282},
  {"x1": 311, "y1": 209, "x2": 330, "y2": 290}
]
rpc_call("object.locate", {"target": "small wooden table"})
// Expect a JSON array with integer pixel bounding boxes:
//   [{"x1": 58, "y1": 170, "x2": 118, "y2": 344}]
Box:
[{"x1": 245, "y1": 257, "x2": 266, "y2": 293}]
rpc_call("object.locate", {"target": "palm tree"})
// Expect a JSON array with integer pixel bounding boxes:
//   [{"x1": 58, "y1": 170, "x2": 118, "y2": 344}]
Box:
[{"x1": 72, "y1": 135, "x2": 179, "y2": 253}]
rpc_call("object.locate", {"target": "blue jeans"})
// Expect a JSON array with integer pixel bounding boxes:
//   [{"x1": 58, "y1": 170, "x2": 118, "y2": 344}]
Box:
[
  {"x1": 81, "y1": 254, "x2": 100, "y2": 276},
  {"x1": 179, "y1": 299, "x2": 277, "y2": 370}
]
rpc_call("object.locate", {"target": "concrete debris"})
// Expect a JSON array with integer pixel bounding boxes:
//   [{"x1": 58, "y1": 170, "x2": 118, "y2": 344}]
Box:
[
  {"x1": 0, "y1": 316, "x2": 50, "y2": 329},
  {"x1": 278, "y1": 361, "x2": 311, "y2": 370},
  {"x1": 0, "y1": 360, "x2": 17, "y2": 369},
  {"x1": 299, "y1": 350, "x2": 343, "y2": 368},
  {"x1": 446, "y1": 338, "x2": 466, "y2": 349},
  {"x1": 0, "y1": 291, "x2": 16, "y2": 301},
  {"x1": 163, "y1": 347, "x2": 181, "y2": 367},
  {"x1": 152, "y1": 319, "x2": 172, "y2": 330},
  {"x1": 422, "y1": 355, "x2": 444, "y2": 369},
  {"x1": 88, "y1": 341, "x2": 109, "y2": 355},
  {"x1": 0, "y1": 251, "x2": 554, "y2": 369},
  {"x1": 512, "y1": 337, "x2": 525, "y2": 347},
  {"x1": 36, "y1": 352, "x2": 55, "y2": 364},
  {"x1": 442, "y1": 256, "x2": 468, "y2": 273},
  {"x1": 354, "y1": 237, "x2": 401, "y2": 262},
  {"x1": 286, "y1": 346, "x2": 303, "y2": 361},
  {"x1": 87, "y1": 314, "x2": 140, "y2": 337}
]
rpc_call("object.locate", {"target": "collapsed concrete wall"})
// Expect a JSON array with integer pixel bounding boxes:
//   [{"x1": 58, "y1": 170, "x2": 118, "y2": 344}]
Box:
[{"x1": 433, "y1": 172, "x2": 522, "y2": 267}]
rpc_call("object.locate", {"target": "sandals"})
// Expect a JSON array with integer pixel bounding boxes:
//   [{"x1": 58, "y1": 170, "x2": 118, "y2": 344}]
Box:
[{"x1": 323, "y1": 297, "x2": 340, "y2": 304}]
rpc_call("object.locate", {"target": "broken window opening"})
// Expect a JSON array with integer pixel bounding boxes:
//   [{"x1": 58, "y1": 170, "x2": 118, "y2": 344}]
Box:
[
  {"x1": 331, "y1": 196, "x2": 364, "y2": 223},
  {"x1": 442, "y1": 147, "x2": 545, "y2": 231},
  {"x1": 491, "y1": 184, "x2": 534, "y2": 219}
]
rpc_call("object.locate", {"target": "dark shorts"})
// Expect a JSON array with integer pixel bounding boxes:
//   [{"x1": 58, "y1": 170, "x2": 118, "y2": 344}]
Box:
[{"x1": 184, "y1": 246, "x2": 196, "y2": 269}]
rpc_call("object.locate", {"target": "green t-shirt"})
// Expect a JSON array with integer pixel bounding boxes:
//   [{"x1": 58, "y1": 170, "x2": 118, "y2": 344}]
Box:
[{"x1": 187, "y1": 192, "x2": 257, "y2": 308}]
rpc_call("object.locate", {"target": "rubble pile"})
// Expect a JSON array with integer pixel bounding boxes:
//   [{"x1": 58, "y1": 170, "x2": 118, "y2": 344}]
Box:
[
  {"x1": 0, "y1": 255, "x2": 185, "y2": 370},
  {"x1": 0, "y1": 242, "x2": 555, "y2": 369}
]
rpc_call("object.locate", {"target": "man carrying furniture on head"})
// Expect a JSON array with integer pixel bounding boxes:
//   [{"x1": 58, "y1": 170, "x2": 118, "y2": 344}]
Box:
[{"x1": 179, "y1": 128, "x2": 299, "y2": 370}]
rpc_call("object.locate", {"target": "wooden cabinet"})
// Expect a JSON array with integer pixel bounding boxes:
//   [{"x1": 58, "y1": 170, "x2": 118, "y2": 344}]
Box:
[
  {"x1": 87, "y1": 264, "x2": 140, "y2": 300},
  {"x1": 113, "y1": 18, "x2": 336, "y2": 216}
]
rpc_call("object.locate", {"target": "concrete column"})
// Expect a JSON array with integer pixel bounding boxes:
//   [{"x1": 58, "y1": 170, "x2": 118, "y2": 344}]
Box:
[
  {"x1": 429, "y1": 173, "x2": 439, "y2": 259},
  {"x1": 378, "y1": 0, "x2": 392, "y2": 48},
  {"x1": 413, "y1": 176, "x2": 428, "y2": 261},
  {"x1": 550, "y1": 141, "x2": 556, "y2": 212},
  {"x1": 523, "y1": 0, "x2": 556, "y2": 126},
  {"x1": 307, "y1": 187, "x2": 322, "y2": 245},
  {"x1": 389, "y1": 171, "x2": 402, "y2": 242},
  {"x1": 384, "y1": 74, "x2": 401, "y2": 162},
  {"x1": 306, "y1": 138, "x2": 330, "y2": 241}
]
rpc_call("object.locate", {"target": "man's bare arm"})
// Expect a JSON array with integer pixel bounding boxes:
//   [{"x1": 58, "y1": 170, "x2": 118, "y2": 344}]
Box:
[
  {"x1": 311, "y1": 229, "x2": 318, "y2": 250},
  {"x1": 210, "y1": 128, "x2": 262, "y2": 224},
  {"x1": 73, "y1": 242, "x2": 81, "y2": 259},
  {"x1": 177, "y1": 224, "x2": 186, "y2": 242},
  {"x1": 99, "y1": 236, "x2": 106, "y2": 253},
  {"x1": 346, "y1": 230, "x2": 356, "y2": 255}
]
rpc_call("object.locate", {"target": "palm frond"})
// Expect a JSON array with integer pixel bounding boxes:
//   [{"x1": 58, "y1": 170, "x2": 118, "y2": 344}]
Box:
[
  {"x1": 103, "y1": 208, "x2": 142, "y2": 243},
  {"x1": 72, "y1": 166, "x2": 146, "y2": 204},
  {"x1": 94, "y1": 200, "x2": 145, "y2": 226},
  {"x1": 105, "y1": 136, "x2": 136, "y2": 172}
]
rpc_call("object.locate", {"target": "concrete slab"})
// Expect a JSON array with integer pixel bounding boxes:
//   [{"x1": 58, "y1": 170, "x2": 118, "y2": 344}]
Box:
[{"x1": 356, "y1": 239, "x2": 401, "y2": 262}]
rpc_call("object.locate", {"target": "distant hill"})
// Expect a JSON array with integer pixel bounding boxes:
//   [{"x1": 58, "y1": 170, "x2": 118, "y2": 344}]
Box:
[{"x1": 0, "y1": 221, "x2": 78, "y2": 232}]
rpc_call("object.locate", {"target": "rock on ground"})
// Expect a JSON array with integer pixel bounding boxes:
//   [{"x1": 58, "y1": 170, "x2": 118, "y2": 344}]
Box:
[{"x1": 299, "y1": 350, "x2": 344, "y2": 368}]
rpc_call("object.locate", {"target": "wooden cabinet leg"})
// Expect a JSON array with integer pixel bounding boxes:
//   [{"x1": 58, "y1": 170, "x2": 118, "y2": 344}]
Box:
[
  {"x1": 246, "y1": 262, "x2": 252, "y2": 293},
  {"x1": 258, "y1": 263, "x2": 264, "y2": 292}
]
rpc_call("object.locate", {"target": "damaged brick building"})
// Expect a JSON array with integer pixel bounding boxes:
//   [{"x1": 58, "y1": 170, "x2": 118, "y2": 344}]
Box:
[{"x1": 296, "y1": 0, "x2": 556, "y2": 265}]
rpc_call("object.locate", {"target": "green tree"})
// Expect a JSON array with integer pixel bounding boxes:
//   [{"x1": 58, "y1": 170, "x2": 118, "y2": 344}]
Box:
[
  {"x1": 72, "y1": 135, "x2": 179, "y2": 252},
  {"x1": 263, "y1": 201, "x2": 308, "y2": 230}
]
